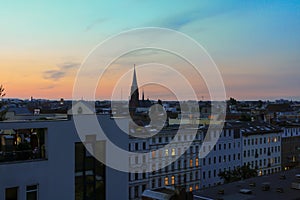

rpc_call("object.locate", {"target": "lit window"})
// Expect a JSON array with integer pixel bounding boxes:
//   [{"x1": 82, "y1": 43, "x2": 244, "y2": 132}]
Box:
[
  {"x1": 189, "y1": 159, "x2": 193, "y2": 168},
  {"x1": 171, "y1": 148, "x2": 176, "y2": 156},
  {"x1": 171, "y1": 176, "x2": 175, "y2": 185},
  {"x1": 196, "y1": 158, "x2": 199, "y2": 167},
  {"x1": 274, "y1": 137, "x2": 277, "y2": 142},
  {"x1": 152, "y1": 151, "x2": 156, "y2": 158},
  {"x1": 165, "y1": 149, "x2": 169, "y2": 156},
  {"x1": 164, "y1": 177, "x2": 169, "y2": 185},
  {"x1": 189, "y1": 186, "x2": 193, "y2": 192},
  {"x1": 26, "y1": 185, "x2": 38, "y2": 200},
  {"x1": 195, "y1": 185, "x2": 199, "y2": 190}
]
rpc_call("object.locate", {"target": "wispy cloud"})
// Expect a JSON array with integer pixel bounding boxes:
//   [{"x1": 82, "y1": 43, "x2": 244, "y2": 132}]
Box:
[
  {"x1": 149, "y1": 3, "x2": 240, "y2": 30},
  {"x1": 85, "y1": 18, "x2": 107, "y2": 32},
  {"x1": 43, "y1": 62, "x2": 80, "y2": 81},
  {"x1": 39, "y1": 85, "x2": 56, "y2": 90}
]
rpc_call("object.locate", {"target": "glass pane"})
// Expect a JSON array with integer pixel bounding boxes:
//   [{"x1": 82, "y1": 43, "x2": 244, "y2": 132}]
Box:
[
  {"x1": 5, "y1": 187, "x2": 18, "y2": 200},
  {"x1": 26, "y1": 191, "x2": 37, "y2": 200}
]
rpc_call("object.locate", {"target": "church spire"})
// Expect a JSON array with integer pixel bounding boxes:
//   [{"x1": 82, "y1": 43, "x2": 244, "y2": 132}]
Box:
[
  {"x1": 131, "y1": 64, "x2": 138, "y2": 94},
  {"x1": 129, "y1": 64, "x2": 139, "y2": 112}
]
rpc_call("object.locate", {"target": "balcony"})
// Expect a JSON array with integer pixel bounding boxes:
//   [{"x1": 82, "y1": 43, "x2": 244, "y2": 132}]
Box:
[{"x1": 0, "y1": 128, "x2": 46, "y2": 164}]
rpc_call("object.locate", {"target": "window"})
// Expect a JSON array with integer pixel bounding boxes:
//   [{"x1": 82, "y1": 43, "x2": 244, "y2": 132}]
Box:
[
  {"x1": 165, "y1": 149, "x2": 169, "y2": 156},
  {"x1": 171, "y1": 176, "x2": 175, "y2": 185},
  {"x1": 134, "y1": 186, "x2": 139, "y2": 198},
  {"x1": 196, "y1": 158, "x2": 199, "y2": 167},
  {"x1": 75, "y1": 142, "x2": 105, "y2": 200},
  {"x1": 152, "y1": 151, "x2": 156, "y2": 158},
  {"x1": 135, "y1": 143, "x2": 138, "y2": 150},
  {"x1": 164, "y1": 177, "x2": 169, "y2": 185},
  {"x1": 171, "y1": 148, "x2": 176, "y2": 156},
  {"x1": 6, "y1": 187, "x2": 18, "y2": 200},
  {"x1": 0, "y1": 128, "x2": 47, "y2": 163},
  {"x1": 158, "y1": 178, "x2": 161, "y2": 187},
  {"x1": 190, "y1": 159, "x2": 193, "y2": 167},
  {"x1": 26, "y1": 185, "x2": 38, "y2": 200}
]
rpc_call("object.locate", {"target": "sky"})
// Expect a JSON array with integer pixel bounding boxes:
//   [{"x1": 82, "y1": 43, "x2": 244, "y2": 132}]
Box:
[{"x1": 1, "y1": 0, "x2": 300, "y2": 101}]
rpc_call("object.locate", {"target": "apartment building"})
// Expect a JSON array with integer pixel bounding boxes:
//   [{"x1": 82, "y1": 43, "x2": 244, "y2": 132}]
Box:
[
  {"x1": 200, "y1": 124, "x2": 242, "y2": 188},
  {"x1": 241, "y1": 122, "x2": 282, "y2": 176},
  {"x1": 0, "y1": 114, "x2": 128, "y2": 200},
  {"x1": 281, "y1": 123, "x2": 300, "y2": 170},
  {"x1": 128, "y1": 124, "x2": 202, "y2": 200}
]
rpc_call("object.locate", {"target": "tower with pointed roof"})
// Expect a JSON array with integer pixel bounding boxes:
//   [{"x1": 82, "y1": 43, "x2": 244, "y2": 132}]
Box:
[{"x1": 129, "y1": 64, "x2": 139, "y2": 114}]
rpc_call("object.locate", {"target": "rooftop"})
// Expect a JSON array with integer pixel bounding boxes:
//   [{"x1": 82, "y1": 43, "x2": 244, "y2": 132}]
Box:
[{"x1": 195, "y1": 168, "x2": 300, "y2": 200}]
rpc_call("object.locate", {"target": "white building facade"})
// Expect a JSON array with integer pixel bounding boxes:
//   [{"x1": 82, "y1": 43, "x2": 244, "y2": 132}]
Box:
[{"x1": 0, "y1": 115, "x2": 128, "y2": 200}]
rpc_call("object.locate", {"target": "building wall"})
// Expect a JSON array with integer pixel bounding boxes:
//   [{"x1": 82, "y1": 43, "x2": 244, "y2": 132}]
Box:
[
  {"x1": 281, "y1": 126, "x2": 300, "y2": 170},
  {"x1": 128, "y1": 127, "x2": 202, "y2": 200},
  {"x1": 242, "y1": 132, "x2": 282, "y2": 176},
  {"x1": 201, "y1": 128, "x2": 242, "y2": 188},
  {"x1": 0, "y1": 115, "x2": 128, "y2": 200}
]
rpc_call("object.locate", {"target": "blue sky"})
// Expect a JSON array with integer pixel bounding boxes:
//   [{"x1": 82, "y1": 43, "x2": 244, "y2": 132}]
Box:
[{"x1": 0, "y1": 0, "x2": 300, "y2": 100}]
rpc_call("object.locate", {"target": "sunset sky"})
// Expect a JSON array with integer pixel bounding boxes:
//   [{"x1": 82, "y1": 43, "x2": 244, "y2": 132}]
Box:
[{"x1": 1, "y1": 0, "x2": 300, "y2": 101}]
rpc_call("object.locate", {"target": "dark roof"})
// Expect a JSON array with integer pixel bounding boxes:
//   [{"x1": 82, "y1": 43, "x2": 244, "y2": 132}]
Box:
[
  {"x1": 7, "y1": 107, "x2": 31, "y2": 115},
  {"x1": 266, "y1": 104, "x2": 293, "y2": 113},
  {"x1": 195, "y1": 168, "x2": 300, "y2": 200}
]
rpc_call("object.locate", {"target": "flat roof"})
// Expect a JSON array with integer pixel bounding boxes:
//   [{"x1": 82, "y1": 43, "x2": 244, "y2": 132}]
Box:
[{"x1": 195, "y1": 168, "x2": 300, "y2": 200}]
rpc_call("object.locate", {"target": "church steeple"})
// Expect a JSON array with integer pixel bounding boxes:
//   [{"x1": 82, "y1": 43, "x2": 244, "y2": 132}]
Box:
[
  {"x1": 129, "y1": 64, "x2": 139, "y2": 113},
  {"x1": 131, "y1": 64, "x2": 138, "y2": 96}
]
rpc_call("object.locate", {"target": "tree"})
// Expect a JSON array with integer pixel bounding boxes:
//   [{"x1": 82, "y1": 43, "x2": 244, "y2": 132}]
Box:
[
  {"x1": 228, "y1": 97, "x2": 238, "y2": 105},
  {"x1": 0, "y1": 84, "x2": 6, "y2": 120},
  {"x1": 218, "y1": 165, "x2": 257, "y2": 183},
  {"x1": 0, "y1": 84, "x2": 5, "y2": 98}
]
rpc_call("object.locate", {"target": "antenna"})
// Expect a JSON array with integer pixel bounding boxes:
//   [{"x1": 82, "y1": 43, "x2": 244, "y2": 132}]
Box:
[{"x1": 121, "y1": 88, "x2": 123, "y2": 101}]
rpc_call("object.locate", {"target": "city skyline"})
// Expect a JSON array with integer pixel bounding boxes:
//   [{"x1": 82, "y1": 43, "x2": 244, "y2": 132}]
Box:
[{"x1": 1, "y1": 1, "x2": 300, "y2": 100}]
